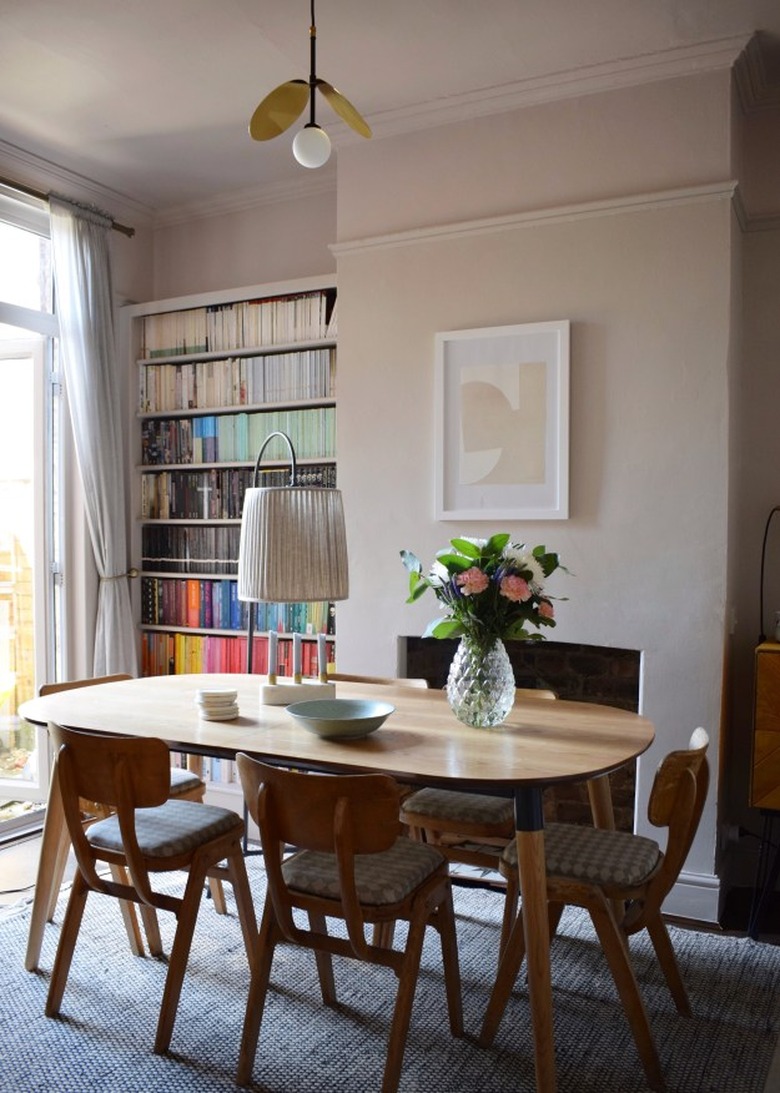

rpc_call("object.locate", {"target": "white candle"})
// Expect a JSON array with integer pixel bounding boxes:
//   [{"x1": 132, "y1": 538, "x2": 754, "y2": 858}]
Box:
[
  {"x1": 268, "y1": 630, "x2": 278, "y2": 685},
  {"x1": 292, "y1": 631, "x2": 302, "y2": 683},
  {"x1": 317, "y1": 633, "x2": 327, "y2": 683}
]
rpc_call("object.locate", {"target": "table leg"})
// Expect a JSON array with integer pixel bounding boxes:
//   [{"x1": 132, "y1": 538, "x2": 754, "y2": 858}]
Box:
[
  {"x1": 514, "y1": 787, "x2": 557, "y2": 1093},
  {"x1": 25, "y1": 759, "x2": 65, "y2": 971}
]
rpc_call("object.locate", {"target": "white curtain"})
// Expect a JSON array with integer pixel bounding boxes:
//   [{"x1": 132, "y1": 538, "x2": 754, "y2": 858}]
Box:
[{"x1": 49, "y1": 196, "x2": 138, "y2": 676}]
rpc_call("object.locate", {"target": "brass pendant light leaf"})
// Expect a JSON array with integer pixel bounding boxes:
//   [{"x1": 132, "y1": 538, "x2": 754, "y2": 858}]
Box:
[
  {"x1": 317, "y1": 80, "x2": 372, "y2": 139},
  {"x1": 249, "y1": 80, "x2": 309, "y2": 141}
]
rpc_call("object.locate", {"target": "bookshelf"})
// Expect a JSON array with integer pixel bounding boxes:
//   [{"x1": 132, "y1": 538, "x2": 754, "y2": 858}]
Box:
[{"x1": 121, "y1": 276, "x2": 339, "y2": 810}]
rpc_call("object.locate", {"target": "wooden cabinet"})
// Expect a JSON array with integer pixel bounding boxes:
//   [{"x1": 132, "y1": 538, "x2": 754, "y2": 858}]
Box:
[{"x1": 751, "y1": 643, "x2": 780, "y2": 810}]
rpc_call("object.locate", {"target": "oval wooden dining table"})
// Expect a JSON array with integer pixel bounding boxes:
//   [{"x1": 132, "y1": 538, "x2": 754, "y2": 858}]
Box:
[{"x1": 20, "y1": 673, "x2": 654, "y2": 1093}]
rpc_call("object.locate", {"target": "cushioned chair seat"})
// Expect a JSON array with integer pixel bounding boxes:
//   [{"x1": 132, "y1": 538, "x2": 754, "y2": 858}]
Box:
[
  {"x1": 168, "y1": 767, "x2": 206, "y2": 796},
  {"x1": 503, "y1": 821, "x2": 661, "y2": 888},
  {"x1": 88, "y1": 799, "x2": 243, "y2": 859},
  {"x1": 283, "y1": 837, "x2": 445, "y2": 906},
  {"x1": 402, "y1": 788, "x2": 513, "y2": 828}
]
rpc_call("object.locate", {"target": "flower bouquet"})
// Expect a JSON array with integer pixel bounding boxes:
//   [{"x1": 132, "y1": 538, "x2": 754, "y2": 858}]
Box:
[{"x1": 401, "y1": 533, "x2": 564, "y2": 726}]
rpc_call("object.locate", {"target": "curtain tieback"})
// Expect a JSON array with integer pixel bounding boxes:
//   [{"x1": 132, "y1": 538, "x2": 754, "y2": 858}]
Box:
[{"x1": 101, "y1": 568, "x2": 139, "y2": 582}]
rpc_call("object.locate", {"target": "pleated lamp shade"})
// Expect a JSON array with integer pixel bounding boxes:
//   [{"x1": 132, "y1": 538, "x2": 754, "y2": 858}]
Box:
[{"x1": 237, "y1": 485, "x2": 349, "y2": 604}]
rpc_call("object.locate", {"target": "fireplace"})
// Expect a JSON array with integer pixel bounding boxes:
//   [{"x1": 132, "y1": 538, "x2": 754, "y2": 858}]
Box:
[{"x1": 399, "y1": 638, "x2": 642, "y2": 830}]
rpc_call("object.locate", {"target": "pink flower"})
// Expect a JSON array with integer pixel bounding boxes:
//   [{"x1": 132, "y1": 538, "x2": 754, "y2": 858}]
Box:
[
  {"x1": 499, "y1": 575, "x2": 532, "y2": 603},
  {"x1": 538, "y1": 600, "x2": 555, "y2": 620},
  {"x1": 456, "y1": 567, "x2": 489, "y2": 595}
]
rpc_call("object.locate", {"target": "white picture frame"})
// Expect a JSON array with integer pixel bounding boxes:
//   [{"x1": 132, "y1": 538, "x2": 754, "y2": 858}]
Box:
[{"x1": 434, "y1": 320, "x2": 570, "y2": 521}]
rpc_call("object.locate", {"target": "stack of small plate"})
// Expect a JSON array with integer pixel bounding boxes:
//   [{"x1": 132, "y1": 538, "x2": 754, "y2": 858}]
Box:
[{"x1": 195, "y1": 687, "x2": 239, "y2": 721}]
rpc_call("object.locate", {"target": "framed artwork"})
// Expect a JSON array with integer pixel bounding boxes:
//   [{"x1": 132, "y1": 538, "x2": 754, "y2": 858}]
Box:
[{"x1": 434, "y1": 320, "x2": 570, "y2": 521}]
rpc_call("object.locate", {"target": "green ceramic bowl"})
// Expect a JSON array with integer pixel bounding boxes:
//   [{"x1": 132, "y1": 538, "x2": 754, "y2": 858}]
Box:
[{"x1": 286, "y1": 698, "x2": 395, "y2": 740}]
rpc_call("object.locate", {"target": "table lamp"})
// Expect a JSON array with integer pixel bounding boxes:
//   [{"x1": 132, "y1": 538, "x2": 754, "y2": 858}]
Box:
[{"x1": 238, "y1": 430, "x2": 349, "y2": 704}]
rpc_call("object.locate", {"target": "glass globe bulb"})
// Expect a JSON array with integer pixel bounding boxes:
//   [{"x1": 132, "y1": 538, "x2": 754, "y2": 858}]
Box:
[{"x1": 292, "y1": 125, "x2": 331, "y2": 169}]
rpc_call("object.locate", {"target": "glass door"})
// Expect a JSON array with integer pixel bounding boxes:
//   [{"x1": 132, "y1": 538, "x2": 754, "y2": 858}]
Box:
[{"x1": 0, "y1": 200, "x2": 60, "y2": 836}]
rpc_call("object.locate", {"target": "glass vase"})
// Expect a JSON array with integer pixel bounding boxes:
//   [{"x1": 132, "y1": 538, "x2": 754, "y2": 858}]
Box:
[{"x1": 446, "y1": 636, "x2": 515, "y2": 728}]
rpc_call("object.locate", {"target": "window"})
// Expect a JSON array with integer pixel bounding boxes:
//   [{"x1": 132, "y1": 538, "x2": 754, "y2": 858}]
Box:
[{"x1": 0, "y1": 187, "x2": 62, "y2": 835}]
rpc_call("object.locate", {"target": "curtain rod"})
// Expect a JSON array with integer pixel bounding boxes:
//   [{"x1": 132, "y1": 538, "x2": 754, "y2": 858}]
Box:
[{"x1": 0, "y1": 174, "x2": 135, "y2": 238}]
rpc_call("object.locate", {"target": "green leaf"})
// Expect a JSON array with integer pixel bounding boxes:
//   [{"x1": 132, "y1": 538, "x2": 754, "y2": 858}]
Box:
[
  {"x1": 436, "y1": 551, "x2": 473, "y2": 573},
  {"x1": 425, "y1": 618, "x2": 464, "y2": 640},
  {"x1": 486, "y1": 532, "x2": 510, "y2": 556},
  {"x1": 449, "y1": 538, "x2": 481, "y2": 559},
  {"x1": 405, "y1": 571, "x2": 430, "y2": 603},
  {"x1": 400, "y1": 549, "x2": 422, "y2": 574}
]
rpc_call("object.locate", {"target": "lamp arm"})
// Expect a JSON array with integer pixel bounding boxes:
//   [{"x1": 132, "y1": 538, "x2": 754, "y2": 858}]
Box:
[
  {"x1": 251, "y1": 430, "x2": 297, "y2": 488},
  {"x1": 758, "y1": 505, "x2": 780, "y2": 643}
]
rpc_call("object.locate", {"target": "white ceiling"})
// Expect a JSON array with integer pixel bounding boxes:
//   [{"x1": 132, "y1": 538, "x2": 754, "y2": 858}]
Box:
[{"x1": 1, "y1": 0, "x2": 779, "y2": 216}]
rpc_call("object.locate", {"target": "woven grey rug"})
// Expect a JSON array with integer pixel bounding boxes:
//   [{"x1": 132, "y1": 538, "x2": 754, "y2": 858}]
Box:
[{"x1": 1, "y1": 858, "x2": 779, "y2": 1093}]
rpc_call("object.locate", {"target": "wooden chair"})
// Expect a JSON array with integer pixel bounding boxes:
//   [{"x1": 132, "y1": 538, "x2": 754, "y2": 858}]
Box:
[
  {"x1": 44, "y1": 723, "x2": 257, "y2": 1055},
  {"x1": 400, "y1": 688, "x2": 557, "y2": 951},
  {"x1": 479, "y1": 728, "x2": 710, "y2": 1092},
  {"x1": 39, "y1": 675, "x2": 226, "y2": 956},
  {"x1": 235, "y1": 753, "x2": 463, "y2": 1093}
]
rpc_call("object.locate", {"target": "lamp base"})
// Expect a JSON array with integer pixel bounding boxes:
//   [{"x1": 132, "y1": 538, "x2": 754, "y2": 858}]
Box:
[{"x1": 259, "y1": 680, "x2": 336, "y2": 706}]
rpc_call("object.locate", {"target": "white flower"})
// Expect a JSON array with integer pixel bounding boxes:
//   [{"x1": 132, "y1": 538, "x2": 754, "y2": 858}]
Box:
[
  {"x1": 428, "y1": 559, "x2": 450, "y2": 587},
  {"x1": 503, "y1": 543, "x2": 545, "y2": 590}
]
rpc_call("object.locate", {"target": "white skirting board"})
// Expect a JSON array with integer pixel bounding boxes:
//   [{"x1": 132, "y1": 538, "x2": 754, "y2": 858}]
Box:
[{"x1": 665, "y1": 870, "x2": 721, "y2": 924}]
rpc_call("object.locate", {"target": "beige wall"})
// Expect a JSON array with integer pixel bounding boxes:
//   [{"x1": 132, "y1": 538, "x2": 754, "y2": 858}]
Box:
[
  {"x1": 151, "y1": 188, "x2": 337, "y2": 299},
  {"x1": 334, "y1": 194, "x2": 731, "y2": 913}
]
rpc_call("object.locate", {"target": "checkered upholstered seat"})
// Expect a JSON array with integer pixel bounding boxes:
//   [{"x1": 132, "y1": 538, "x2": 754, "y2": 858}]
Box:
[
  {"x1": 402, "y1": 787, "x2": 513, "y2": 829},
  {"x1": 502, "y1": 821, "x2": 661, "y2": 887}
]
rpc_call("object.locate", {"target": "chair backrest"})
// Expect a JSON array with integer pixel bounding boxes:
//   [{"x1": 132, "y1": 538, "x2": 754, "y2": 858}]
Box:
[
  {"x1": 49, "y1": 722, "x2": 171, "y2": 903},
  {"x1": 636, "y1": 727, "x2": 709, "y2": 922},
  {"x1": 329, "y1": 673, "x2": 429, "y2": 688},
  {"x1": 40, "y1": 674, "x2": 132, "y2": 696}
]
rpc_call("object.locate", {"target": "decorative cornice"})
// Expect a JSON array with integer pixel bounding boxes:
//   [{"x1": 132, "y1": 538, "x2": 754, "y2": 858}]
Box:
[
  {"x1": 734, "y1": 31, "x2": 780, "y2": 113},
  {"x1": 331, "y1": 182, "x2": 740, "y2": 256},
  {"x1": 0, "y1": 138, "x2": 153, "y2": 229},
  {"x1": 365, "y1": 34, "x2": 751, "y2": 141},
  {"x1": 153, "y1": 171, "x2": 337, "y2": 229}
]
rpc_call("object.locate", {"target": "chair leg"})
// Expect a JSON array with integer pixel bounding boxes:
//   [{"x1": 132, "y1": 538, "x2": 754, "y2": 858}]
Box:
[
  {"x1": 138, "y1": 900, "x2": 164, "y2": 957},
  {"x1": 223, "y1": 850, "x2": 259, "y2": 967},
  {"x1": 46, "y1": 870, "x2": 90, "y2": 1016},
  {"x1": 588, "y1": 900, "x2": 665, "y2": 1092},
  {"x1": 153, "y1": 866, "x2": 208, "y2": 1054},
  {"x1": 382, "y1": 909, "x2": 428, "y2": 1093},
  {"x1": 645, "y1": 912, "x2": 691, "y2": 1017},
  {"x1": 499, "y1": 868, "x2": 520, "y2": 958},
  {"x1": 308, "y1": 911, "x2": 337, "y2": 1006},
  {"x1": 372, "y1": 920, "x2": 396, "y2": 948},
  {"x1": 208, "y1": 876, "x2": 228, "y2": 914},
  {"x1": 108, "y1": 863, "x2": 147, "y2": 957},
  {"x1": 434, "y1": 885, "x2": 464, "y2": 1038},
  {"x1": 46, "y1": 827, "x2": 73, "y2": 921},
  {"x1": 236, "y1": 904, "x2": 280, "y2": 1087},
  {"x1": 479, "y1": 904, "x2": 529, "y2": 1047}
]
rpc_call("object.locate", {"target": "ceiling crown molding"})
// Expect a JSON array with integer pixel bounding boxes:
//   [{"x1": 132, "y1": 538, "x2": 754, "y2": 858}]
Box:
[
  {"x1": 367, "y1": 34, "x2": 752, "y2": 140},
  {"x1": 734, "y1": 31, "x2": 780, "y2": 112},
  {"x1": 0, "y1": 138, "x2": 154, "y2": 229},
  {"x1": 153, "y1": 170, "x2": 336, "y2": 228}
]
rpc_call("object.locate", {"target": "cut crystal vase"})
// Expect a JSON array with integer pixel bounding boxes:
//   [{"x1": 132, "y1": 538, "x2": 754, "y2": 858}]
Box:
[{"x1": 446, "y1": 636, "x2": 515, "y2": 728}]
